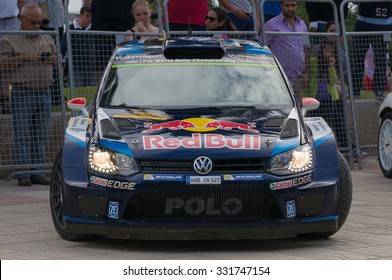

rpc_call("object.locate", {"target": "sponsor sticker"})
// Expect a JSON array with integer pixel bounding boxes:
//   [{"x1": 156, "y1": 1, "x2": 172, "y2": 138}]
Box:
[
  {"x1": 286, "y1": 200, "x2": 296, "y2": 218},
  {"x1": 223, "y1": 174, "x2": 263, "y2": 181},
  {"x1": 143, "y1": 174, "x2": 183, "y2": 181},
  {"x1": 67, "y1": 117, "x2": 90, "y2": 133},
  {"x1": 165, "y1": 197, "x2": 243, "y2": 216},
  {"x1": 270, "y1": 174, "x2": 312, "y2": 190},
  {"x1": 143, "y1": 133, "x2": 260, "y2": 150},
  {"x1": 108, "y1": 201, "x2": 119, "y2": 219},
  {"x1": 90, "y1": 176, "x2": 135, "y2": 191},
  {"x1": 186, "y1": 176, "x2": 221, "y2": 185}
]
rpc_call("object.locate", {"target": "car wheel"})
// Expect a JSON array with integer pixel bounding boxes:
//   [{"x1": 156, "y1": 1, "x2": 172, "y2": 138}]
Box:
[
  {"x1": 378, "y1": 112, "x2": 392, "y2": 178},
  {"x1": 50, "y1": 149, "x2": 93, "y2": 241},
  {"x1": 300, "y1": 151, "x2": 352, "y2": 238}
]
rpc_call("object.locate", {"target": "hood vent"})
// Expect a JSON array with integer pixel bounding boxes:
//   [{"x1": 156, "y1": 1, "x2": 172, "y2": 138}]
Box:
[
  {"x1": 265, "y1": 117, "x2": 285, "y2": 128},
  {"x1": 280, "y1": 119, "x2": 298, "y2": 139},
  {"x1": 100, "y1": 119, "x2": 122, "y2": 140},
  {"x1": 113, "y1": 118, "x2": 136, "y2": 130}
]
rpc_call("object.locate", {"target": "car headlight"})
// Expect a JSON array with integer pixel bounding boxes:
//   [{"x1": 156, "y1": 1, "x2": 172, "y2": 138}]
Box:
[
  {"x1": 267, "y1": 144, "x2": 313, "y2": 175},
  {"x1": 88, "y1": 145, "x2": 139, "y2": 176}
]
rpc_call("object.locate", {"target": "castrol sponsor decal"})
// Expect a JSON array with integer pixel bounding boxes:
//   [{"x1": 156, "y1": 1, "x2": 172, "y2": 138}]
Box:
[
  {"x1": 90, "y1": 176, "x2": 136, "y2": 191},
  {"x1": 142, "y1": 133, "x2": 261, "y2": 150},
  {"x1": 269, "y1": 174, "x2": 312, "y2": 190}
]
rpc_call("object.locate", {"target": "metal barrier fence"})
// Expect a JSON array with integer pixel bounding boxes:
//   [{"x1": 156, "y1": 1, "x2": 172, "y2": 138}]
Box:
[
  {"x1": 340, "y1": 0, "x2": 392, "y2": 169},
  {"x1": 0, "y1": 28, "x2": 66, "y2": 180},
  {"x1": 260, "y1": 0, "x2": 355, "y2": 166},
  {"x1": 1, "y1": 0, "x2": 391, "y2": 177}
]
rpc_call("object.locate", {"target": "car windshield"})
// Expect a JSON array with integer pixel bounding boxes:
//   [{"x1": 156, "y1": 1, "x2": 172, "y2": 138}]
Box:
[{"x1": 99, "y1": 60, "x2": 292, "y2": 108}]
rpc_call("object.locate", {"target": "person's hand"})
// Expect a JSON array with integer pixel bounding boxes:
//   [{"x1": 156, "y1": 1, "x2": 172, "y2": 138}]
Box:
[
  {"x1": 232, "y1": 8, "x2": 249, "y2": 19},
  {"x1": 18, "y1": 52, "x2": 40, "y2": 62},
  {"x1": 328, "y1": 56, "x2": 335, "y2": 68},
  {"x1": 134, "y1": 21, "x2": 147, "y2": 33}
]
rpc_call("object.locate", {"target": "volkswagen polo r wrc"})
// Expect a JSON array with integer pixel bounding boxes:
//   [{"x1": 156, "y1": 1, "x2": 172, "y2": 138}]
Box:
[{"x1": 50, "y1": 37, "x2": 352, "y2": 241}]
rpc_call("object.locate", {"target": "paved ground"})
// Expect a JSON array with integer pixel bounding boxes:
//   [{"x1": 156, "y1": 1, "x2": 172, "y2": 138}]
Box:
[{"x1": 0, "y1": 156, "x2": 391, "y2": 260}]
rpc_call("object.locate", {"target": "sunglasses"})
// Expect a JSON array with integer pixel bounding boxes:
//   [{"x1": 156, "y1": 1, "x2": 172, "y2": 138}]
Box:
[
  {"x1": 24, "y1": 17, "x2": 42, "y2": 26},
  {"x1": 205, "y1": 16, "x2": 218, "y2": 22}
]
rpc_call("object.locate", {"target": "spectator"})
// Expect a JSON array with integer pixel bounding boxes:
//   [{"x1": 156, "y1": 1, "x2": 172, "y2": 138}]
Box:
[
  {"x1": 205, "y1": 7, "x2": 237, "y2": 39},
  {"x1": 0, "y1": 0, "x2": 25, "y2": 114},
  {"x1": 351, "y1": 2, "x2": 392, "y2": 100},
  {"x1": 167, "y1": 0, "x2": 208, "y2": 31},
  {"x1": 262, "y1": 0, "x2": 281, "y2": 22},
  {"x1": 126, "y1": 0, "x2": 166, "y2": 41},
  {"x1": 304, "y1": 39, "x2": 346, "y2": 146},
  {"x1": 218, "y1": 0, "x2": 260, "y2": 33},
  {"x1": 91, "y1": 0, "x2": 135, "y2": 84},
  {"x1": 306, "y1": 0, "x2": 348, "y2": 33},
  {"x1": 263, "y1": 0, "x2": 309, "y2": 102},
  {"x1": 61, "y1": 5, "x2": 94, "y2": 87},
  {"x1": 25, "y1": 0, "x2": 65, "y2": 106},
  {"x1": 311, "y1": 21, "x2": 347, "y2": 78},
  {"x1": 0, "y1": 4, "x2": 56, "y2": 186}
]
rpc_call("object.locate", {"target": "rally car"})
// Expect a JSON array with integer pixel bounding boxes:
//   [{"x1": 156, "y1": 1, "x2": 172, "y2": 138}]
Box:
[
  {"x1": 378, "y1": 93, "x2": 392, "y2": 178},
  {"x1": 50, "y1": 37, "x2": 352, "y2": 241}
]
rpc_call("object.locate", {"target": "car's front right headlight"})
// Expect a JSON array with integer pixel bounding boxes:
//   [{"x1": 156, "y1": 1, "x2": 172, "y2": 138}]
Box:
[
  {"x1": 88, "y1": 144, "x2": 139, "y2": 176},
  {"x1": 267, "y1": 144, "x2": 313, "y2": 175}
]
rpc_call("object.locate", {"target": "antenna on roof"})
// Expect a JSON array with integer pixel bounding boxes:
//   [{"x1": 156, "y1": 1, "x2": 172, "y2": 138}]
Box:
[{"x1": 187, "y1": 15, "x2": 192, "y2": 36}]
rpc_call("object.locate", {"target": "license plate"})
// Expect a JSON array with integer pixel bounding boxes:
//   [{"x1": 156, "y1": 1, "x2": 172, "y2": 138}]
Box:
[{"x1": 186, "y1": 176, "x2": 221, "y2": 185}]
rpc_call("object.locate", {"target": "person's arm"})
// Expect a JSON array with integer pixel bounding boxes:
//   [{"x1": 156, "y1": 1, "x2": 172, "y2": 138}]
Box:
[
  {"x1": 253, "y1": 0, "x2": 261, "y2": 32},
  {"x1": 218, "y1": 0, "x2": 248, "y2": 19},
  {"x1": 304, "y1": 56, "x2": 318, "y2": 98},
  {"x1": 327, "y1": 56, "x2": 339, "y2": 101},
  {"x1": 0, "y1": 51, "x2": 41, "y2": 70},
  {"x1": 17, "y1": 0, "x2": 25, "y2": 12}
]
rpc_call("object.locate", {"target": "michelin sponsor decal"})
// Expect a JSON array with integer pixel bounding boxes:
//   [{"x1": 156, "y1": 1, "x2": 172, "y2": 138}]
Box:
[
  {"x1": 90, "y1": 176, "x2": 135, "y2": 190},
  {"x1": 270, "y1": 174, "x2": 312, "y2": 190},
  {"x1": 223, "y1": 174, "x2": 263, "y2": 181},
  {"x1": 143, "y1": 174, "x2": 183, "y2": 181}
]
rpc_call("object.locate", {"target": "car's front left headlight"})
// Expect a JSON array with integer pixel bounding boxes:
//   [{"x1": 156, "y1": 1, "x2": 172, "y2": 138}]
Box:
[
  {"x1": 88, "y1": 145, "x2": 139, "y2": 176},
  {"x1": 267, "y1": 144, "x2": 313, "y2": 175}
]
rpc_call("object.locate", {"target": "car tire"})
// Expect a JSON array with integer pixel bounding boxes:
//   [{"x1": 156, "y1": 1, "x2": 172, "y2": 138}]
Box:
[
  {"x1": 300, "y1": 151, "x2": 352, "y2": 239},
  {"x1": 50, "y1": 149, "x2": 94, "y2": 241},
  {"x1": 378, "y1": 111, "x2": 392, "y2": 178}
]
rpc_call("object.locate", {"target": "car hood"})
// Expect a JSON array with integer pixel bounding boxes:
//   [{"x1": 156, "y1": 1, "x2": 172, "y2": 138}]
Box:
[{"x1": 97, "y1": 107, "x2": 302, "y2": 159}]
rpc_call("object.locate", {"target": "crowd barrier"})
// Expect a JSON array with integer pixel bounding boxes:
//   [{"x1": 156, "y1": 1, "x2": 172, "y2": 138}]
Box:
[{"x1": 1, "y1": 0, "x2": 391, "y2": 177}]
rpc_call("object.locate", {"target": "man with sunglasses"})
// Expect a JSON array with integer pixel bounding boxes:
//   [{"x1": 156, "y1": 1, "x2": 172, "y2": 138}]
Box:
[{"x1": 0, "y1": 4, "x2": 56, "y2": 186}]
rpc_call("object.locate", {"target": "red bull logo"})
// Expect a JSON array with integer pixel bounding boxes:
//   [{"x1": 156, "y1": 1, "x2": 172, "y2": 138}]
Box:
[
  {"x1": 143, "y1": 133, "x2": 261, "y2": 150},
  {"x1": 143, "y1": 120, "x2": 197, "y2": 133},
  {"x1": 142, "y1": 118, "x2": 260, "y2": 134}
]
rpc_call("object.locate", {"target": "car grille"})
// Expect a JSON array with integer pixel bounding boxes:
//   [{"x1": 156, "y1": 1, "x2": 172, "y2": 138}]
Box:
[
  {"x1": 123, "y1": 186, "x2": 283, "y2": 222},
  {"x1": 137, "y1": 158, "x2": 269, "y2": 173}
]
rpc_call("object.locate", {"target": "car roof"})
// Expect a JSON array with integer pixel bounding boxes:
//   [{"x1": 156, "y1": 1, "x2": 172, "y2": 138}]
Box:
[{"x1": 114, "y1": 37, "x2": 274, "y2": 58}]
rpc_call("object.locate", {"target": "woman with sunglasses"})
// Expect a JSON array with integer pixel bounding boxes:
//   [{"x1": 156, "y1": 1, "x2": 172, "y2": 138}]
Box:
[{"x1": 205, "y1": 7, "x2": 237, "y2": 39}]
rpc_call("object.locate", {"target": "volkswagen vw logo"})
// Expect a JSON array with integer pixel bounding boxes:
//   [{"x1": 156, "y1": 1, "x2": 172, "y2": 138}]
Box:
[{"x1": 193, "y1": 156, "x2": 213, "y2": 175}]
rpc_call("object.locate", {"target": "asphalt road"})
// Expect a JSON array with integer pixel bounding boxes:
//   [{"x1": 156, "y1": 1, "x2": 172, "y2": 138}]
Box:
[{"x1": 0, "y1": 156, "x2": 391, "y2": 260}]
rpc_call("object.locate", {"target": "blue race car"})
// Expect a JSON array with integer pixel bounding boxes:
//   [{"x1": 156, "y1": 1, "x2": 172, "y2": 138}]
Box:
[{"x1": 50, "y1": 38, "x2": 352, "y2": 240}]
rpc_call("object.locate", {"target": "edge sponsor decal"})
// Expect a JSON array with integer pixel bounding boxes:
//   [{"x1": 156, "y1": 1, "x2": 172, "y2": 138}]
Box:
[
  {"x1": 143, "y1": 133, "x2": 260, "y2": 150},
  {"x1": 90, "y1": 176, "x2": 135, "y2": 191},
  {"x1": 143, "y1": 174, "x2": 183, "y2": 181},
  {"x1": 270, "y1": 174, "x2": 312, "y2": 190},
  {"x1": 223, "y1": 174, "x2": 263, "y2": 181}
]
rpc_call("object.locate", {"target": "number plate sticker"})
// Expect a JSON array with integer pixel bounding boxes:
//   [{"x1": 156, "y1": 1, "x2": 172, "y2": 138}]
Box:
[{"x1": 186, "y1": 176, "x2": 221, "y2": 185}]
